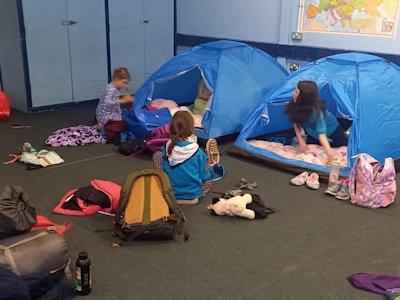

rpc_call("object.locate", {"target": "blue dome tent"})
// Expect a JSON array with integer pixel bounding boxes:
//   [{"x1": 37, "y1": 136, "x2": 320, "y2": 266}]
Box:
[
  {"x1": 123, "y1": 40, "x2": 288, "y2": 139},
  {"x1": 234, "y1": 53, "x2": 400, "y2": 176}
]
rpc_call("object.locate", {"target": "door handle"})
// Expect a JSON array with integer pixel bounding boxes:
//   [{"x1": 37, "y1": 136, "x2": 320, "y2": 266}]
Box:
[
  {"x1": 139, "y1": 19, "x2": 149, "y2": 24},
  {"x1": 61, "y1": 20, "x2": 77, "y2": 26}
]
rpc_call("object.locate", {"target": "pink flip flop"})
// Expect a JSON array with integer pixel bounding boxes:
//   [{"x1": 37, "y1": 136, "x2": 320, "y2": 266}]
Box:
[
  {"x1": 290, "y1": 171, "x2": 309, "y2": 186},
  {"x1": 306, "y1": 173, "x2": 320, "y2": 190}
]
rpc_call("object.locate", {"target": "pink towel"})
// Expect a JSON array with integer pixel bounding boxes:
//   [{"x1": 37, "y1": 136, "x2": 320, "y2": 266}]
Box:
[{"x1": 150, "y1": 99, "x2": 178, "y2": 110}]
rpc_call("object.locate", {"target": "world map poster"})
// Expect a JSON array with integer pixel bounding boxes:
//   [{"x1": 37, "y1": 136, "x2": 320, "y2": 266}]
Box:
[{"x1": 300, "y1": 0, "x2": 400, "y2": 36}]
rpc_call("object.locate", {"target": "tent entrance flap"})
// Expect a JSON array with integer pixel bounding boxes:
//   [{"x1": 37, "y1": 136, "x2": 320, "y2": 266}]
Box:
[
  {"x1": 319, "y1": 84, "x2": 337, "y2": 115},
  {"x1": 319, "y1": 84, "x2": 353, "y2": 122},
  {"x1": 151, "y1": 67, "x2": 203, "y2": 106}
]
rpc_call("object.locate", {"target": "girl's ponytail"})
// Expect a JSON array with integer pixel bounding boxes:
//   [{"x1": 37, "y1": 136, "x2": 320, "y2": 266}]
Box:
[
  {"x1": 167, "y1": 136, "x2": 179, "y2": 156},
  {"x1": 166, "y1": 111, "x2": 195, "y2": 156}
]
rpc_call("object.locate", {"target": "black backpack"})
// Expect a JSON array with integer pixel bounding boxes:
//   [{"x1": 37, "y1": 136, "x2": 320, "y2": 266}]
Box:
[
  {"x1": 0, "y1": 185, "x2": 37, "y2": 239},
  {"x1": 118, "y1": 124, "x2": 170, "y2": 156}
]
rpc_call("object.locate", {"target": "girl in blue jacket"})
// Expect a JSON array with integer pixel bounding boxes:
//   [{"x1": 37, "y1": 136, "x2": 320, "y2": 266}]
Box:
[
  {"x1": 153, "y1": 111, "x2": 214, "y2": 205},
  {"x1": 285, "y1": 80, "x2": 348, "y2": 166}
]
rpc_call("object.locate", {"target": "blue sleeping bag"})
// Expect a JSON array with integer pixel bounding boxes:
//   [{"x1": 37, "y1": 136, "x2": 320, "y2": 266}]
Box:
[{"x1": 122, "y1": 107, "x2": 171, "y2": 139}]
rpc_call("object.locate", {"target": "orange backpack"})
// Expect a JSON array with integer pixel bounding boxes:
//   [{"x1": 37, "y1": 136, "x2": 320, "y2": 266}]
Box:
[{"x1": 113, "y1": 169, "x2": 188, "y2": 246}]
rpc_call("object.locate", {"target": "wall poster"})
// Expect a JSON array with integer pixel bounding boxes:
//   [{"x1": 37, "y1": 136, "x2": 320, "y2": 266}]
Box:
[{"x1": 299, "y1": 0, "x2": 400, "y2": 37}]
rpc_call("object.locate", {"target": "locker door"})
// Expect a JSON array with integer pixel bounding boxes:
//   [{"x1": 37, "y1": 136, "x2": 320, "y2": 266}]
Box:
[
  {"x1": 108, "y1": 0, "x2": 144, "y2": 92},
  {"x1": 143, "y1": 0, "x2": 174, "y2": 80},
  {"x1": 22, "y1": 0, "x2": 73, "y2": 107},
  {"x1": 67, "y1": 0, "x2": 108, "y2": 101}
]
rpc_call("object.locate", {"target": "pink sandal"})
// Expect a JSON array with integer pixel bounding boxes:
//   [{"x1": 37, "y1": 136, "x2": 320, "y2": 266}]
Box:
[
  {"x1": 290, "y1": 171, "x2": 309, "y2": 186},
  {"x1": 306, "y1": 173, "x2": 320, "y2": 190}
]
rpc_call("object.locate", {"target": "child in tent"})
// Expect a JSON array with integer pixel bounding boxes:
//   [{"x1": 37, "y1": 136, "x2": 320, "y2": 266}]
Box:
[
  {"x1": 192, "y1": 77, "x2": 211, "y2": 115},
  {"x1": 284, "y1": 80, "x2": 348, "y2": 166},
  {"x1": 152, "y1": 111, "x2": 216, "y2": 205},
  {"x1": 96, "y1": 67, "x2": 134, "y2": 144}
]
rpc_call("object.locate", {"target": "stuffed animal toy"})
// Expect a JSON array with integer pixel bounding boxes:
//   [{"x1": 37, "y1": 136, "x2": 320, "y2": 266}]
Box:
[{"x1": 208, "y1": 193, "x2": 255, "y2": 219}]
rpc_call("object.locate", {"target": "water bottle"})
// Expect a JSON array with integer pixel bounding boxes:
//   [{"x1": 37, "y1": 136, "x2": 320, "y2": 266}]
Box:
[
  {"x1": 328, "y1": 160, "x2": 340, "y2": 188},
  {"x1": 76, "y1": 251, "x2": 91, "y2": 296}
]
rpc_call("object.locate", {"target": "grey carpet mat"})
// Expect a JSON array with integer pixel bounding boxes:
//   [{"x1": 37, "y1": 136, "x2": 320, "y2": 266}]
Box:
[{"x1": 1, "y1": 103, "x2": 399, "y2": 299}]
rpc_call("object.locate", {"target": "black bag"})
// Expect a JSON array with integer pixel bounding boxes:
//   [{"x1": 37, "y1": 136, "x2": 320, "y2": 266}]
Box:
[
  {"x1": 0, "y1": 185, "x2": 37, "y2": 239},
  {"x1": 118, "y1": 139, "x2": 142, "y2": 156},
  {"x1": 118, "y1": 124, "x2": 170, "y2": 156}
]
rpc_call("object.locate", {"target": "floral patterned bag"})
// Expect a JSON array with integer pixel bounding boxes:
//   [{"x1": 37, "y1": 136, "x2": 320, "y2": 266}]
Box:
[{"x1": 349, "y1": 153, "x2": 396, "y2": 208}]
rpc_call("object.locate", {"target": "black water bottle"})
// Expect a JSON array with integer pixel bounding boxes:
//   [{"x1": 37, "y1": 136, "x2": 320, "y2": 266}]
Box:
[{"x1": 76, "y1": 251, "x2": 91, "y2": 295}]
